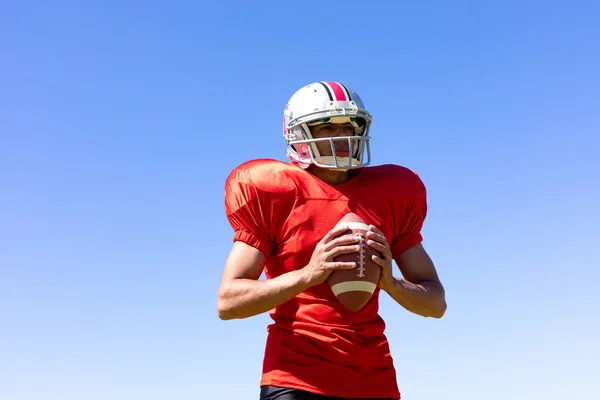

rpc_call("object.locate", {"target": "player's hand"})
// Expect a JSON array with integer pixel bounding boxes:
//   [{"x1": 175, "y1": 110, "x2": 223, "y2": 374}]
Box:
[
  {"x1": 366, "y1": 225, "x2": 395, "y2": 293},
  {"x1": 302, "y1": 224, "x2": 359, "y2": 287}
]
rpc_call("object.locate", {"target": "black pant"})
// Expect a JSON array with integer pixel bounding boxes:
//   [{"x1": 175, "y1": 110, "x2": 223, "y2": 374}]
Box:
[{"x1": 260, "y1": 385, "x2": 397, "y2": 400}]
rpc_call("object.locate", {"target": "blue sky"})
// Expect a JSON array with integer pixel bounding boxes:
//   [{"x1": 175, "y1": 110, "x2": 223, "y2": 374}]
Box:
[{"x1": 1, "y1": 1, "x2": 599, "y2": 399}]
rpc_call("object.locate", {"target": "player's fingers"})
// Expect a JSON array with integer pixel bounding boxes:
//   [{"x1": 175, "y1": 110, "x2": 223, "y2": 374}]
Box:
[
  {"x1": 368, "y1": 224, "x2": 385, "y2": 236},
  {"x1": 367, "y1": 239, "x2": 392, "y2": 260},
  {"x1": 367, "y1": 231, "x2": 391, "y2": 250},
  {"x1": 368, "y1": 225, "x2": 389, "y2": 240},
  {"x1": 326, "y1": 234, "x2": 359, "y2": 251},
  {"x1": 322, "y1": 224, "x2": 353, "y2": 244},
  {"x1": 328, "y1": 261, "x2": 356, "y2": 270},
  {"x1": 371, "y1": 255, "x2": 389, "y2": 268},
  {"x1": 367, "y1": 230, "x2": 389, "y2": 245},
  {"x1": 326, "y1": 244, "x2": 360, "y2": 260}
]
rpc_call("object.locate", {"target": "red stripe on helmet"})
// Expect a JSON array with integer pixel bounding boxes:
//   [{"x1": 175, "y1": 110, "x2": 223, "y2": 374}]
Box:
[{"x1": 326, "y1": 82, "x2": 348, "y2": 101}]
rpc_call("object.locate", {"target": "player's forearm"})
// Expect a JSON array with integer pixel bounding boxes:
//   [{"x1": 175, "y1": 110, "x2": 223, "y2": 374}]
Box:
[
  {"x1": 217, "y1": 270, "x2": 310, "y2": 320},
  {"x1": 385, "y1": 278, "x2": 446, "y2": 318}
]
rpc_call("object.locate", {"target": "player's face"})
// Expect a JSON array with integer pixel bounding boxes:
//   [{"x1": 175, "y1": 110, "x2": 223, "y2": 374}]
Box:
[{"x1": 310, "y1": 123, "x2": 357, "y2": 157}]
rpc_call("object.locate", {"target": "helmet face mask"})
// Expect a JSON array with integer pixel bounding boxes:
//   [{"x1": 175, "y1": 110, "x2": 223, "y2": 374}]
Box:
[{"x1": 283, "y1": 82, "x2": 373, "y2": 171}]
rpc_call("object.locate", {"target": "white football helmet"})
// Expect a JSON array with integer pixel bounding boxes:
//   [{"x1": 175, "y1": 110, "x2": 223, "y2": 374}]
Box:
[{"x1": 283, "y1": 81, "x2": 373, "y2": 170}]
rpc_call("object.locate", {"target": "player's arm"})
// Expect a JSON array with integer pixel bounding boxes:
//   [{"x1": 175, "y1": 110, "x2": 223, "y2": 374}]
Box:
[
  {"x1": 217, "y1": 241, "x2": 310, "y2": 320},
  {"x1": 373, "y1": 169, "x2": 446, "y2": 318},
  {"x1": 388, "y1": 243, "x2": 446, "y2": 318},
  {"x1": 217, "y1": 226, "x2": 359, "y2": 320}
]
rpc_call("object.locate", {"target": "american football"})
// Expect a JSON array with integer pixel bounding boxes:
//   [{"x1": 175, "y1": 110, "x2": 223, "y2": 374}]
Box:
[{"x1": 327, "y1": 213, "x2": 382, "y2": 312}]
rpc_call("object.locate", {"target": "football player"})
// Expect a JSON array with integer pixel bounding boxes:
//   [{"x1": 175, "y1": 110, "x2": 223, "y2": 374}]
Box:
[{"x1": 218, "y1": 81, "x2": 447, "y2": 400}]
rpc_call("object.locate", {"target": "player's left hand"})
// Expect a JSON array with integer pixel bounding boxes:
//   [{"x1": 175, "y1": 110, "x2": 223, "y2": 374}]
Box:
[{"x1": 366, "y1": 225, "x2": 395, "y2": 293}]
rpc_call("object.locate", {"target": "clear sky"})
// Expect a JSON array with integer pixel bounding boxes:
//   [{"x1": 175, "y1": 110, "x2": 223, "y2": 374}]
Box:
[{"x1": 1, "y1": 1, "x2": 599, "y2": 399}]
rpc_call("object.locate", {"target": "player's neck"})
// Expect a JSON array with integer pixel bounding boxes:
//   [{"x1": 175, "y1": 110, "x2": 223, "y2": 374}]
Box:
[{"x1": 308, "y1": 165, "x2": 350, "y2": 186}]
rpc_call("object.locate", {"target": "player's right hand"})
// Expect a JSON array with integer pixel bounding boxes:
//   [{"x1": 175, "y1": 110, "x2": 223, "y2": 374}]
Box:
[{"x1": 301, "y1": 224, "x2": 359, "y2": 287}]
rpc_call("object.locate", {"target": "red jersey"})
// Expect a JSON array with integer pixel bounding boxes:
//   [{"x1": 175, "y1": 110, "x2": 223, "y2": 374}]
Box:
[{"x1": 224, "y1": 159, "x2": 427, "y2": 399}]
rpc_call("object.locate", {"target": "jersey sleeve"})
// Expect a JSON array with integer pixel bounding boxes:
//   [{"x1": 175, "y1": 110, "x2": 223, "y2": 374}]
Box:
[
  {"x1": 223, "y1": 165, "x2": 277, "y2": 257},
  {"x1": 389, "y1": 171, "x2": 428, "y2": 258}
]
